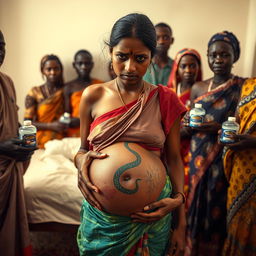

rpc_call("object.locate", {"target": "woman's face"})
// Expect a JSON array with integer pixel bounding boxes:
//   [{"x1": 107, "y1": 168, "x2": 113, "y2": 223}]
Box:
[
  {"x1": 178, "y1": 55, "x2": 199, "y2": 84},
  {"x1": 42, "y1": 60, "x2": 62, "y2": 83},
  {"x1": 208, "y1": 41, "x2": 235, "y2": 76},
  {"x1": 111, "y1": 37, "x2": 151, "y2": 86}
]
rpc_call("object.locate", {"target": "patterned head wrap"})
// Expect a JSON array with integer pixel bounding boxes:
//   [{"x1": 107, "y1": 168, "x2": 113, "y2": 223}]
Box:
[
  {"x1": 208, "y1": 31, "x2": 240, "y2": 63},
  {"x1": 167, "y1": 48, "x2": 202, "y2": 91}
]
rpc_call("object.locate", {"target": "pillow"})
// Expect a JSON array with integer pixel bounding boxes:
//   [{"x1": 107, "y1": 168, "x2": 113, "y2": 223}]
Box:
[{"x1": 42, "y1": 137, "x2": 81, "y2": 161}]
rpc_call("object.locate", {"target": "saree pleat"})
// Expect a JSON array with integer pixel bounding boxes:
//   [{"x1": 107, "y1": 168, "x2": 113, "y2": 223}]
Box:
[{"x1": 77, "y1": 178, "x2": 172, "y2": 256}]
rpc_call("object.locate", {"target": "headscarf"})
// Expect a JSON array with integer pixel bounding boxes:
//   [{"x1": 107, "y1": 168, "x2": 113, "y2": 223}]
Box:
[
  {"x1": 167, "y1": 48, "x2": 202, "y2": 91},
  {"x1": 208, "y1": 31, "x2": 240, "y2": 63}
]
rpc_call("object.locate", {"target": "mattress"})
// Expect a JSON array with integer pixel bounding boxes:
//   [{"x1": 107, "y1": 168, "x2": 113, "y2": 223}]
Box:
[{"x1": 24, "y1": 138, "x2": 84, "y2": 225}]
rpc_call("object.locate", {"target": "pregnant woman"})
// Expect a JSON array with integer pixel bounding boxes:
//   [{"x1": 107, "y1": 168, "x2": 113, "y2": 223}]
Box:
[{"x1": 74, "y1": 13, "x2": 187, "y2": 256}]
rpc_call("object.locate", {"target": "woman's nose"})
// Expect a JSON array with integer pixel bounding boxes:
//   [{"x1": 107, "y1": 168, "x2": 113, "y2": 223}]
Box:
[{"x1": 125, "y1": 59, "x2": 136, "y2": 72}]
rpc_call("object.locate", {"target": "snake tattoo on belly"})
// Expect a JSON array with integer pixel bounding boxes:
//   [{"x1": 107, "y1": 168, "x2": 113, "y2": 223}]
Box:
[{"x1": 113, "y1": 142, "x2": 142, "y2": 194}]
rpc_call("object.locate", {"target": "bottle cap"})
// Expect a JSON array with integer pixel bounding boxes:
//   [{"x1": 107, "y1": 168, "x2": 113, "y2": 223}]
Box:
[
  {"x1": 195, "y1": 103, "x2": 202, "y2": 108},
  {"x1": 23, "y1": 120, "x2": 32, "y2": 126},
  {"x1": 228, "y1": 117, "x2": 236, "y2": 122},
  {"x1": 63, "y1": 112, "x2": 70, "y2": 118}
]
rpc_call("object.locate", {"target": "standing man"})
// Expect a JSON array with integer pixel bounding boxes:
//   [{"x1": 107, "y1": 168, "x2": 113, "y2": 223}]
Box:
[
  {"x1": 64, "y1": 49, "x2": 103, "y2": 137},
  {"x1": 0, "y1": 30, "x2": 35, "y2": 256},
  {"x1": 143, "y1": 22, "x2": 174, "y2": 86}
]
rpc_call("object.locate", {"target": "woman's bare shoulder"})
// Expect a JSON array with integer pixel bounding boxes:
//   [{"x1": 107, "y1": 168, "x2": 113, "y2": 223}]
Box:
[{"x1": 81, "y1": 81, "x2": 113, "y2": 105}]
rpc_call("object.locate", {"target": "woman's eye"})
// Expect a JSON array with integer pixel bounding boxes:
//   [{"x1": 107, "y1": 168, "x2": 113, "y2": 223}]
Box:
[
  {"x1": 136, "y1": 56, "x2": 146, "y2": 62},
  {"x1": 116, "y1": 54, "x2": 127, "y2": 60}
]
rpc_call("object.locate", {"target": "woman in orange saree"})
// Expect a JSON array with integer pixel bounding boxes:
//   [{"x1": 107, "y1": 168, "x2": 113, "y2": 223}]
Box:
[{"x1": 24, "y1": 54, "x2": 67, "y2": 148}]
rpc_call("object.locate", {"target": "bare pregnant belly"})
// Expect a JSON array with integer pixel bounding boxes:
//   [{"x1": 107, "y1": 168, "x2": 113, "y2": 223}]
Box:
[{"x1": 89, "y1": 142, "x2": 167, "y2": 216}]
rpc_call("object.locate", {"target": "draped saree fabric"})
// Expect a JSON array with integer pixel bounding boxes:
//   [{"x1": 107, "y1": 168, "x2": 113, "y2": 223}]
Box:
[
  {"x1": 186, "y1": 76, "x2": 244, "y2": 256},
  {"x1": 222, "y1": 78, "x2": 256, "y2": 256},
  {"x1": 78, "y1": 178, "x2": 172, "y2": 256},
  {"x1": 77, "y1": 84, "x2": 187, "y2": 255},
  {"x1": 24, "y1": 86, "x2": 64, "y2": 148},
  {"x1": 0, "y1": 72, "x2": 32, "y2": 256}
]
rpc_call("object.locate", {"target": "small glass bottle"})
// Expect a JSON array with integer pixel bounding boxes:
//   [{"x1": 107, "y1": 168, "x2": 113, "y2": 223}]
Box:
[
  {"x1": 220, "y1": 117, "x2": 240, "y2": 144},
  {"x1": 19, "y1": 120, "x2": 37, "y2": 147},
  {"x1": 189, "y1": 103, "x2": 206, "y2": 127},
  {"x1": 59, "y1": 112, "x2": 71, "y2": 124}
]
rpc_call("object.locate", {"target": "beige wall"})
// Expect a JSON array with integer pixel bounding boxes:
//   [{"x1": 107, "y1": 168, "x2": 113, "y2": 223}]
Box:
[
  {"x1": 244, "y1": 0, "x2": 256, "y2": 77},
  {"x1": 0, "y1": 0, "x2": 252, "y2": 121}
]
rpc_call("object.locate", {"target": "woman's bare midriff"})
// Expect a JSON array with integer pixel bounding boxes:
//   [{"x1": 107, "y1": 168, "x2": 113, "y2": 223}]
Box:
[{"x1": 89, "y1": 142, "x2": 167, "y2": 216}]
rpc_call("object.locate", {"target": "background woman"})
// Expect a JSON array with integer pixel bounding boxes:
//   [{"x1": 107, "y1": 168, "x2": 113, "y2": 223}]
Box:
[
  {"x1": 24, "y1": 54, "x2": 66, "y2": 148},
  {"x1": 222, "y1": 77, "x2": 256, "y2": 256},
  {"x1": 185, "y1": 31, "x2": 245, "y2": 256},
  {"x1": 75, "y1": 13, "x2": 187, "y2": 255},
  {"x1": 167, "y1": 48, "x2": 202, "y2": 195}
]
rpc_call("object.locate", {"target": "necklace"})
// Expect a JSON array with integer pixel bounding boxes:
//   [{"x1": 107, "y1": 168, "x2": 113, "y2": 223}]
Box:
[
  {"x1": 44, "y1": 84, "x2": 58, "y2": 98},
  {"x1": 177, "y1": 83, "x2": 181, "y2": 96},
  {"x1": 207, "y1": 80, "x2": 214, "y2": 92},
  {"x1": 115, "y1": 80, "x2": 145, "y2": 111},
  {"x1": 44, "y1": 84, "x2": 51, "y2": 98},
  {"x1": 208, "y1": 76, "x2": 234, "y2": 92}
]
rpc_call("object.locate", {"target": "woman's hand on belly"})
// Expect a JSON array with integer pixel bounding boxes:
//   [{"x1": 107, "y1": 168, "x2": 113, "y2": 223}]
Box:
[
  {"x1": 77, "y1": 150, "x2": 108, "y2": 210},
  {"x1": 130, "y1": 197, "x2": 182, "y2": 223}
]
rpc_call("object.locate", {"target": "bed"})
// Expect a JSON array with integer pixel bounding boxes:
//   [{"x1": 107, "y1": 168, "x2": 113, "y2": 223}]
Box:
[{"x1": 23, "y1": 138, "x2": 84, "y2": 254}]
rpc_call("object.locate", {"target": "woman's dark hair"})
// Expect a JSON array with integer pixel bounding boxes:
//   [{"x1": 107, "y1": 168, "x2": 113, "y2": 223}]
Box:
[
  {"x1": 108, "y1": 13, "x2": 156, "y2": 57},
  {"x1": 40, "y1": 54, "x2": 64, "y2": 85}
]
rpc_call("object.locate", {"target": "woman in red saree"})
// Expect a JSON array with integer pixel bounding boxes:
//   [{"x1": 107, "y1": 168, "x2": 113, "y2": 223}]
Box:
[
  {"x1": 74, "y1": 13, "x2": 187, "y2": 256},
  {"x1": 167, "y1": 48, "x2": 202, "y2": 196}
]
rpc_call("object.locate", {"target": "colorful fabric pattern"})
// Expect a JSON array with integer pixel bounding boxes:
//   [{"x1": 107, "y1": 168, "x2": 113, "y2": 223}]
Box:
[
  {"x1": 208, "y1": 31, "x2": 240, "y2": 63},
  {"x1": 24, "y1": 86, "x2": 64, "y2": 148},
  {"x1": 186, "y1": 76, "x2": 244, "y2": 256},
  {"x1": 222, "y1": 78, "x2": 256, "y2": 256},
  {"x1": 77, "y1": 177, "x2": 172, "y2": 256},
  {"x1": 143, "y1": 57, "x2": 173, "y2": 86}
]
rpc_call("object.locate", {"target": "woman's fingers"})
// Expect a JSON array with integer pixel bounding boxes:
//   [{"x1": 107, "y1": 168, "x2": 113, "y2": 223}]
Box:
[
  {"x1": 81, "y1": 160, "x2": 99, "y2": 192},
  {"x1": 88, "y1": 151, "x2": 108, "y2": 159},
  {"x1": 78, "y1": 172, "x2": 102, "y2": 210},
  {"x1": 77, "y1": 150, "x2": 108, "y2": 210}
]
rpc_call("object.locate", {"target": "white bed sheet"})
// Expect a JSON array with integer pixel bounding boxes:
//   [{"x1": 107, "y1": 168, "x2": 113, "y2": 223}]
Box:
[{"x1": 24, "y1": 138, "x2": 84, "y2": 225}]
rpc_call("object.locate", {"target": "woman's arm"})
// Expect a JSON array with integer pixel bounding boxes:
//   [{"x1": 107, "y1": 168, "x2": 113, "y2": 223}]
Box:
[{"x1": 74, "y1": 85, "x2": 107, "y2": 209}]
